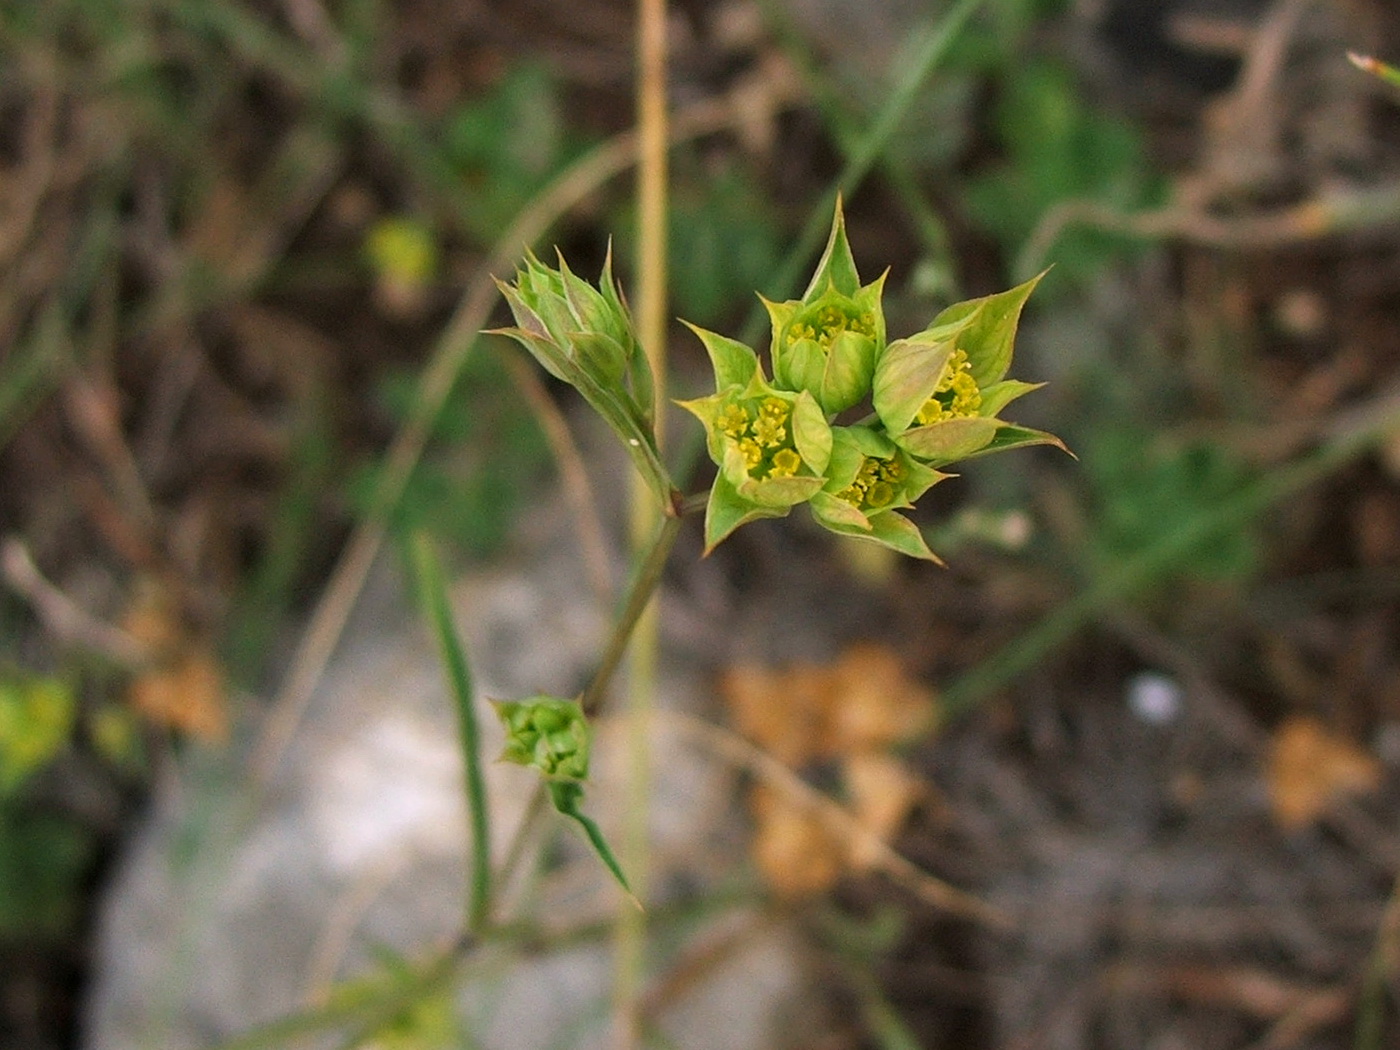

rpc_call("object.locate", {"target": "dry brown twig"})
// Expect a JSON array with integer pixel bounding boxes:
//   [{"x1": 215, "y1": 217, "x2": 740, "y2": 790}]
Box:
[
  {"x1": 0, "y1": 536, "x2": 150, "y2": 666},
  {"x1": 657, "y1": 709, "x2": 1011, "y2": 930}
]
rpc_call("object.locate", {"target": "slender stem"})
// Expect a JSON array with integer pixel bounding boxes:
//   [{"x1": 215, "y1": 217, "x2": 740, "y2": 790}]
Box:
[
  {"x1": 623, "y1": 0, "x2": 671, "y2": 1038},
  {"x1": 583, "y1": 511, "x2": 686, "y2": 715},
  {"x1": 408, "y1": 533, "x2": 492, "y2": 933},
  {"x1": 495, "y1": 505, "x2": 693, "y2": 911}
]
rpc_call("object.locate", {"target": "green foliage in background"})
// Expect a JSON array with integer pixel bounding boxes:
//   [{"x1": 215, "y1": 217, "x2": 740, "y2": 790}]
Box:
[
  {"x1": 441, "y1": 63, "x2": 596, "y2": 243},
  {"x1": 348, "y1": 350, "x2": 549, "y2": 556},
  {"x1": 663, "y1": 160, "x2": 785, "y2": 327},
  {"x1": 0, "y1": 674, "x2": 116, "y2": 946},
  {"x1": 0, "y1": 673, "x2": 74, "y2": 795},
  {"x1": 0, "y1": 806, "x2": 95, "y2": 939},
  {"x1": 1082, "y1": 424, "x2": 1261, "y2": 584},
  {"x1": 965, "y1": 57, "x2": 1161, "y2": 287},
  {"x1": 0, "y1": 670, "x2": 93, "y2": 939}
]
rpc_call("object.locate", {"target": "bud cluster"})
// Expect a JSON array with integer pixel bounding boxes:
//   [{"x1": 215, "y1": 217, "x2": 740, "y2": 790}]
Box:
[{"x1": 494, "y1": 695, "x2": 590, "y2": 782}]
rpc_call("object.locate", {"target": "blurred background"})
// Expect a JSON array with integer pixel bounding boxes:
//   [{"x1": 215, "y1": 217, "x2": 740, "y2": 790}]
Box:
[{"x1": 2, "y1": 0, "x2": 1400, "y2": 1047}]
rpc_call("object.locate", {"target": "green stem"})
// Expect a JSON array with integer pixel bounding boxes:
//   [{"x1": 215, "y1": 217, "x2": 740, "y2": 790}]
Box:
[
  {"x1": 408, "y1": 532, "x2": 492, "y2": 933},
  {"x1": 582, "y1": 510, "x2": 687, "y2": 714}
]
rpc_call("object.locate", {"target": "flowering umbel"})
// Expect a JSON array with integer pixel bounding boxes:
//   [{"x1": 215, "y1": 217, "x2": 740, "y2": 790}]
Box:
[
  {"x1": 680, "y1": 199, "x2": 1064, "y2": 560},
  {"x1": 761, "y1": 206, "x2": 887, "y2": 415}
]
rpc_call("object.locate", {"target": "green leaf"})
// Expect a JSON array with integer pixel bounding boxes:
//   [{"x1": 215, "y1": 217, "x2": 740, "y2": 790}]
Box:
[
  {"x1": 409, "y1": 533, "x2": 491, "y2": 931},
  {"x1": 548, "y1": 781, "x2": 639, "y2": 906}
]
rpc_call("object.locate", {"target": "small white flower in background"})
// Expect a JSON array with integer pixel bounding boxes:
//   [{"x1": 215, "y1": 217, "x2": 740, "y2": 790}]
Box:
[{"x1": 1126, "y1": 671, "x2": 1183, "y2": 726}]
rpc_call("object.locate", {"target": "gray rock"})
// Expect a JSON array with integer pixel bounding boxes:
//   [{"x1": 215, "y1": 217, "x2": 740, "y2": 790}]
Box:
[{"x1": 84, "y1": 499, "x2": 810, "y2": 1050}]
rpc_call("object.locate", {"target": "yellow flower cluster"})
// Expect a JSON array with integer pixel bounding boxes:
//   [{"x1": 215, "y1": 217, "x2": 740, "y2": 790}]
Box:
[
  {"x1": 787, "y1": 304, "x2": 876, "y2": 350},
  {"x1": 915, "y1": 347, "x2": 981, "y2": 425},
  {"x1": 718, "y1": 397, "x2": 802, "y2": 480},
  {"x1": 837, "y1": 455, "x2": 906, "y2": 511}
]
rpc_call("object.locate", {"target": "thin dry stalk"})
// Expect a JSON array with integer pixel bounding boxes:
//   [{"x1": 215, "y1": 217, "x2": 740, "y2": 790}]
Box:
[{"x1": 659, "y1": 709, "x2": 1011, "y2": 930}]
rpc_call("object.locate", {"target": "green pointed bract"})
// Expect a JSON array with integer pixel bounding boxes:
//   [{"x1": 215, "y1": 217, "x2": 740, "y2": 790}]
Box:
[
  {"x1": 871, "y1": 321, "x2": 969, "y2": 435},
  {"x1": 978, "y1": 379, "x2": 1045, "y2": 418},
  {"x1": 767, "y1": 275, "x2": 886, "y2": 414},
  {"x1": 702, "y1": 470, "x2": 791, "y2": 554},
  {"x1": 790, "y1": 389, "x2": 833, "y2": 473},
  {"x1": 895, "y1": 416, "x2": 1000, "y2": 464},
  {"x1": 808, "y1": 493, "x2": 942, "y2": 562},
  {"x1": 928, "y1": 271, "x2": 1045, "y2": 388},
  {"x1": 683, "y1": 320, "x2": 760, "y2": 390},
  {"x1": 864, "y1": 510, "x2": 943, "y2": 562},
  {"x1": 808, "y1": 425, "x2": 949, "y2": 561},
  {"x1": 955, "y1": 423, "x2": 1070, "y2": 461},
  {"x1": 763, "y1": 199, "x2": 888, "y2": 414},
  {"x1": 802, "y1": 194, "x2": 862, "y2": 300}
]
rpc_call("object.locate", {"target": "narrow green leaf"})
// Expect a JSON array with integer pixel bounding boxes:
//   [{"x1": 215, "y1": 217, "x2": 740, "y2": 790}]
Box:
[
  {"x1": 408, "y1": 532, "x2": 491, "y2": 932},
  {"x1": 548, "y1": 781, "x2": 641, "y2": 908}
]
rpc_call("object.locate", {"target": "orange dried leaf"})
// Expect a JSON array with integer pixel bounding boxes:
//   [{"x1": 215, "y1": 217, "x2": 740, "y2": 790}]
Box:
[
  {"x1": 748, "y1": 783, "x2": 843, "y2": 897},
  {"x1": 1267, "y1": 716, "x2": 1381, "y2": 831},
  {"x1": 720, "y1": 663, "x2": 831, "y2": 765},
  {"x1": 843, "y1": 752, "x2": 921, "y2": 870},
  {"x1": 721, "y1": 643, "x2": 937, "y2": 765},
  {"x1": 825, "y1": 643, "x2": 937, "y2": 754},
  {"x1": 122, "y1": 583, "x2": 228, "y2": 742},
  {"x1": 129, "y1": 649, "x2": 228, "y2": 742}
]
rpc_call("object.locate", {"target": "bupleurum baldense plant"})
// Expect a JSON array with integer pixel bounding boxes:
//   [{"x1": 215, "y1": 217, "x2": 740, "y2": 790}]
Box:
[
  {"x1": 486, "y1": 199, "x2": 1065, "y2": 890},
  {"x1": 496, "y1": 199, "x2": 1063, "y2": 562}
]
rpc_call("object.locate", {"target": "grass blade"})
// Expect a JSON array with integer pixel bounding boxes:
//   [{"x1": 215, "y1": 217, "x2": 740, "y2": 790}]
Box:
[{"x1": 408, "y1": 532, "x2": 491, "y2": 932}]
